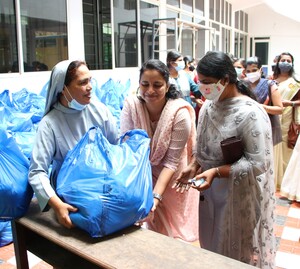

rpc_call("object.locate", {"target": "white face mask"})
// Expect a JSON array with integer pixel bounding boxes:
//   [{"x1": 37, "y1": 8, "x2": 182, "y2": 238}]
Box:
[
  {"x1": 175, "y1": 60, "x2": 185, "y2": 72},
  {"x1": 246, "y1": 71, "x2": 261, "y2": 83},
  {"x1": 199, "y1": 80, "x2": 227, "y2": 101},
  {"x1": 63, "y1": 86, "x2": 87, "y2": 111}
]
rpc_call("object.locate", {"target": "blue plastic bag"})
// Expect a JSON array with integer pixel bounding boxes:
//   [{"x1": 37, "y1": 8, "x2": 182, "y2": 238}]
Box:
[
  {"x1": 0, "y1": 221, "x2": 13, "y2": 247},
  {"x1": 12, "y1": 88, "x2": 46, "y2": 124},
  {"x1": 0, "y1": 106, "x2": 33, "y2": 132},
  {"x1": 93, "y1": 78, "x2": 130, "y2": 129},
  {"x1": 12, "y1": 131, "x2": 36, "y2": 159},
  {"x1": 0, "y1": 129, "x2": 33, "y2": 220},
  {"x1": 0, "y1": 90, "x2": 13, "y2": 107},
  {"x1": 56, "y1": 127, "x2": 153, "y2": 238}
]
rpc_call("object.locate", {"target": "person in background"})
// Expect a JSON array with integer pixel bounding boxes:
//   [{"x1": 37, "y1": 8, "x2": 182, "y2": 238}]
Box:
[
  {"x1": 273, "y1": 52, "x2": 300, "y2": 190},
  {"x1": 233, "y1": 57, "x2": 246, "y2": 80},
  {"x1": 28, "y1": 60, "x2": 118, "y2": 228},
  {"x1": 183, "y1": 54, "x2": 204, "y2": 124},
  {"x1": 183, "y1": 55, "x2": 197, "y2": 80},
  {"x1": 268, "y1": 55, "x2": 280, "y2": 80},
  {"x1": 166, "y1": 50, "x2": 202, "y2": 105},
  {"x1": 174, "y1": 51, "x2": 276, "y2": 268},
  {"x1": 120, "y1": 59, "x2": 199, "y2": 243},
  {"x1": 245, "y1": 56, "x2": 283, "y2": 146},
  {"x1": 280, "y1": 135, "x2": 300, "y2": 202}
]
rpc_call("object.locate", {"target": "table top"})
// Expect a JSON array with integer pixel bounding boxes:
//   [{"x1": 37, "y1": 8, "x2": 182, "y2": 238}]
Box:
[{"x1": 16, "y1": 199, "x2": 255, "y2": 269}]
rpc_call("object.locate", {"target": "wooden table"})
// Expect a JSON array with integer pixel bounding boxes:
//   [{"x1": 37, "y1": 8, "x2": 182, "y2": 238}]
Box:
[{"x1": 12, "y1": 199, "x2": 255, "y2": 269}]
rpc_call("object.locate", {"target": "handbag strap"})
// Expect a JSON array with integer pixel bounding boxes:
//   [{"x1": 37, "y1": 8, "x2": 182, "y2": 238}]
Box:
[
  {"x1": 291, "y1": 89, "x2": 300, "y2": 123},
  {"x1": 292, "y1": 106, "x2": 296, "y2": 123}
]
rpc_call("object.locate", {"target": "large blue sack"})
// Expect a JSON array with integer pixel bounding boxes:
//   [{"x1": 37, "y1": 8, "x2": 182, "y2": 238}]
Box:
[
  {"x1": 0, "y1": 129, "x2": 33, "y2": 220},
  {"x1": 56, "y1": 127, "x2": 153, "y2": 238}
]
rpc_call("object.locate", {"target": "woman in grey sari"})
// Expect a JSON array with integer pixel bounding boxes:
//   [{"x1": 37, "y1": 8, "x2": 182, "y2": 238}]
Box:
[{"x1": 175, "y1": 51, "x2": 276, "y2": 268}]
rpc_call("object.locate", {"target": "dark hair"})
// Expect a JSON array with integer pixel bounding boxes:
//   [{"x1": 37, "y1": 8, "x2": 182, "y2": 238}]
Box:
[
  {"x1": 183, "y1": 55, "x2": 194, "y2": 67},
  {"x1": 273, "y1": 55, "x2": 280, "y2": 63},
  {"x1": 233, "y1": 57, "x2": 246, "y2": 68},
  {"x1": 197, "y1": 51, "x2": 257, "y2": 100},
  {"x1": 245, "y1": 56, "x2": 265, "y2": 78},
  {"x1": 138, "y1": 59, "x2": 181, "y2": 100},
  {"x1": 166, "y1": 50, "x2": 182, "y2": 68},
  {"x1": 64, "y1": 60, "x2": 87, "y2": 86},
  {"x1": 226, "y1": 53, "x2": 236, "y2": 63},
  {"x1": 245, "y1": 56, "x2": 262, "y2": 68},
  {"x1": 273, "y1": 52, "x2": 298, "y2": 81}
]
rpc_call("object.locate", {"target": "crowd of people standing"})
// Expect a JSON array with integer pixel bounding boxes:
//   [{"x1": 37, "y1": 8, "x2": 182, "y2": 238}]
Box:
[{"x1": 27, "y1": 49, "x2": 299, "y2": 269}]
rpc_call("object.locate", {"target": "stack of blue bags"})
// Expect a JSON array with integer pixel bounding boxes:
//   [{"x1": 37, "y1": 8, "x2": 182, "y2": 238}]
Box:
[
  {"x1": 0, "y1": 88, "x2": 43, "y2": 246},
  {"x1": 1, "y1": 77, "x2": 150, "y2": 244}
]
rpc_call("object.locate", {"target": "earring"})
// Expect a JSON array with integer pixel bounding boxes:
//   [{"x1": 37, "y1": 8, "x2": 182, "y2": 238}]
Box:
[{"x1": 136, "y1": 87, "x2": 140, "y2": 96}]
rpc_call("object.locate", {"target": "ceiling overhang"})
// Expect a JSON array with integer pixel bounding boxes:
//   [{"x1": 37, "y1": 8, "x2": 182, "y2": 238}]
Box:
[{"x1": 228, "y1": 0, "x2": 300, "y2": 23}]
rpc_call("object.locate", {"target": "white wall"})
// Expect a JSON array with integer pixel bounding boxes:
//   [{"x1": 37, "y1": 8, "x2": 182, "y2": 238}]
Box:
[
  {"x1": 0, "y1": 73, "x2": 50, "y2": 94},
  {"x1": 67, "y1": 0, "x2": 85, "y2": 61},
  {"x1": 245, "y1": 4, "x2": 300, "y2": 76},
  {"x1": 0, "y1": 68, "x2": 140, "y2": 95}
]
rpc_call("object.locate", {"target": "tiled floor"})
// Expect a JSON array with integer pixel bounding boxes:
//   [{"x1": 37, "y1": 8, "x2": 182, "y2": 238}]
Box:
[
  {"x1": 0, "y1": 191, "x2": 299, "y2": 269},
  {"x1": 274, "y1": 192, "x2": 300, "y2": 269}
]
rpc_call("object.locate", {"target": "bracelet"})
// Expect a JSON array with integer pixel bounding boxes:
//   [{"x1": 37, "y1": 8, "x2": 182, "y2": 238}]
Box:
[
  {"x1": 153, "y1": 193, "x2": 163, "y2": 202},
  {"x1": 292, "y1": 102, "x2": 295, "y2": 107},
  {"x1": 216, "y1": 167, "x2": 222, "y2": 178}
]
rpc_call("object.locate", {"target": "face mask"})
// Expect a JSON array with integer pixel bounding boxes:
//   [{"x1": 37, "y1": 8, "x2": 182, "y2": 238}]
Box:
[
  {"x1": 246, "y1": 71, "x2": 261, "y2": 83},
  {"x1": 199, "y1": 80, "x2": 227, "y2": 101},
  {"x1": 235, "y1": 68, "x2": 244, "y2": 79},
  {"x1": 63, "y1": 86, "x2": 87, "y2": 111},
  {"x1": 175, "y1": 61, "x2": 185, "y2": 72},
  {"x1": 278, "y1": 62, "x2": 292, "y2": 73}
]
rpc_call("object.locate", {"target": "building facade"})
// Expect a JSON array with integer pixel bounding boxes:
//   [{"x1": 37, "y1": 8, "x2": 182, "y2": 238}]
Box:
[{"x1": 1, "y1": 0, "x2": 299, "y2": 93}]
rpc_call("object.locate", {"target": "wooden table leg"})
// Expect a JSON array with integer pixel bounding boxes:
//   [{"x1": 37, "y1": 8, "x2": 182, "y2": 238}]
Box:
[{"x1": 11, "y1": 220, "x2": 29, "y2": 269}]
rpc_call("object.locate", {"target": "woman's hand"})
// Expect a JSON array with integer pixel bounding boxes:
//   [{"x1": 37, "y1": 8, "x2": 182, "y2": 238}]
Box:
[
  {"x1": 190, "y1": 168, "x2": 216, "y2": 192},
  {"x1": 172, "y1": 160, "x2": 200, "y2": 193},
  {"x1": 48, "y1": 195, "x2": 78, "y2": 229},
  {"x1": 191, "y1": 96, "x2": 204, "y2": 108},
  {"x1": 135, "y1": 199, "x2": 158, "y2": 226},
  {"x1": 191, "y1": 165, "x2": 230, "y2": 191},
  {"x1": 282, "y1": 99, "x2": 293, "y2": 107}
]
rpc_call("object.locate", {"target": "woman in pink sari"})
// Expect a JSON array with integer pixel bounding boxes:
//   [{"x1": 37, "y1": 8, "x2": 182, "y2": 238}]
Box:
[{"x1": 120, "y1": 59, "x2": 199, "y2": 242}]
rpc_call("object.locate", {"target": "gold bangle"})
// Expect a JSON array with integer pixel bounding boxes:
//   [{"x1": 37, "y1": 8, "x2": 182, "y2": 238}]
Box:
[{"x1": 216, "y1": 167, "x2": 221, "y2": 177}]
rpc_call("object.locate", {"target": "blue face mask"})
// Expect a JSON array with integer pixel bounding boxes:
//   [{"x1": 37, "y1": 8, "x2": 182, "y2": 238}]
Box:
[
  {"x1": 175, "y1": 60, "x2": 185, "y2": 72},
  {"x1": 235, "y1": 67, "x2": 244, "y2": 79},
  {"x1": 63, "y1": 86, "x2": 87, "y2": 111},
  {"x1": 278, "y1": 62, "x2": 292, "y2": 73}
]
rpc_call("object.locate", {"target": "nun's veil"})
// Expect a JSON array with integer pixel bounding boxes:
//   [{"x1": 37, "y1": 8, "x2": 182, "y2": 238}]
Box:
[{"x1": 44, "y1": 60, "x2": 72, "y2": 115}]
